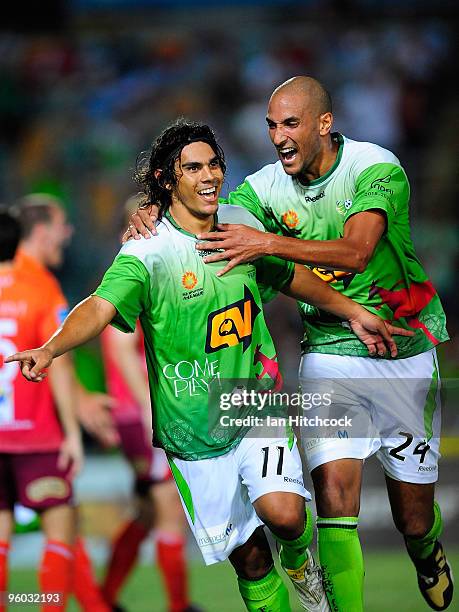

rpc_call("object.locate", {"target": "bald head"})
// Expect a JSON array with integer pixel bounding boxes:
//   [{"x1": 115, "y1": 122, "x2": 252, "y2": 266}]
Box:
[
  {"x1": 266, "y1": 76, "x2": 336, "y2": 182},
  {"x1": 271, "y1": 76, "x2": 332, "y2": 117}
]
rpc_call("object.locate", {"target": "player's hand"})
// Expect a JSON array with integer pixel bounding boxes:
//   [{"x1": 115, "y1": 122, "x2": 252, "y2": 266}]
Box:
[
  {"x1": 77, "y1": 391, "x2": 120, "y2": 447},
  {"x1": 348, "y1": 310, "x2": 415, "y2": 358},
  {"x1": 58, "y1": 430, "x2": 84, "y2": 479},
  {"x1": 196, "y1": 224, "x2": 270, "y2": 276},
  {"x1": 121, "y1": 205, "x2": 159, "y2": 243},
  {"x1": 5, "y1": 347, "x2": 53, "y2": 382}
]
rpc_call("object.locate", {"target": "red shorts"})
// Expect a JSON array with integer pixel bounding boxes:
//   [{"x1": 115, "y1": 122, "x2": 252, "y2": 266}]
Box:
[
  {"x1": 0, "y1": 452, "x2": 73, "y2": 512},
  {"x1": 117, "y1": 421, "x2": 172, "y2": 496}
]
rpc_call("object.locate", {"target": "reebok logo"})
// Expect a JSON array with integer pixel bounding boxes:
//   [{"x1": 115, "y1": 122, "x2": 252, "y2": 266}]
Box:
[{"x1": 304, "y1": 191, "x2": 325, "y2": 203}]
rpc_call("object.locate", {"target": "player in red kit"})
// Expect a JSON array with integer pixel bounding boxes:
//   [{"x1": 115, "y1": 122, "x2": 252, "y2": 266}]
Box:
[
  {"x1": 0, "y1": 198, "x2": 110, "y2": 612},
  {"x1": 0, "y1": 208, "x2": 81, "y2": 611}
]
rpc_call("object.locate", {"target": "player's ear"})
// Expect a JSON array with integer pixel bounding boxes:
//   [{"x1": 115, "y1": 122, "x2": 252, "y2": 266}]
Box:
[
  {"x1": 154, "y1": 169, "x2": 171, "y2": 190},
  {"x1": 319, "y1": 112, "x2": 333, "y2": 136}
]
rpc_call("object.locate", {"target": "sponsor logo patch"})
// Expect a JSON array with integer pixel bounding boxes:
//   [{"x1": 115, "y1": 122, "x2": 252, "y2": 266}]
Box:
[
  {"x1": 181, "y1": 271, "x2": 203, "y2": 300},
  {"x1": 182, "y1": 271, "x2": 198, "y2": 290},
  {"x1": 369, "y1": 175, "x2": 394, "y2": 195},
  {"x1": 281, "y1": 209, "x2": 299, "y2": 229},
  {"x1": 26, "y1": 477, "x2": 69, "y2": 503},
  {"x1": 336, "y1": 199, "x2": 353, "y2": 215},
  {"x1": 196, "y1": 521, "x2": 234, "y2": 552},
  {"x1": 311, "y1": 267, "x2": 354, "y2": 286},
  {"x1": 205, "y1": 285, "x2": 260, "y2": 354}
]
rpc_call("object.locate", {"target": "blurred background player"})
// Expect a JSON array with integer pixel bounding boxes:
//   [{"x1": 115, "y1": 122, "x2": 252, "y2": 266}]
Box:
[
  {"x1": 0, "y1": 207, "x2": 82, "y2": 611},
  {"x1": 100, "y1": 194, "x2": 200, "y2": 612},
  {"x1": 1, "y1": 198, "x2": 112, "y2": 611},
  {"x1": 14, "y1": 195, "x2": 119, "y2": 449}
]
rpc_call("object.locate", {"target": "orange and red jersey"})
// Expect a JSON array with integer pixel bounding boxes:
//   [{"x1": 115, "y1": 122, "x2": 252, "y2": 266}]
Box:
[
  {"x1": 100, "y1": 324, "x2": 146, "y2": 425},
  {"x1": 0, "y1": 250, "x2": 68, "y2": 452}
]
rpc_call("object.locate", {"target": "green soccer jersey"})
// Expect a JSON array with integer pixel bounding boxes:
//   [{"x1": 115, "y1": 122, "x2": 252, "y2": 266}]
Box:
[
  {"x1": 227, "y1": 133, "x2": 449, "y2": 359},
  {"x1": 94, "y1": 205, "x2": 294, "y2": 460}
]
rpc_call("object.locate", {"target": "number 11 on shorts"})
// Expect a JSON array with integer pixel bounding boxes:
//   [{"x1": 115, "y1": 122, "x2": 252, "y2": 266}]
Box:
[{"x1": 261, "y1": 446, "x2": 285, "y2": 478}]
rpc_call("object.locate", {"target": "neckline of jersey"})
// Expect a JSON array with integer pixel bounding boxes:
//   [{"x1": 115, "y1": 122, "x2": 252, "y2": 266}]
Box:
[
  {"x1": 296, "y1": 132, "x2": 344, "y2": 188},
  {"x1": 164, "y1": 210, "x2": 217, "y2": 239}
]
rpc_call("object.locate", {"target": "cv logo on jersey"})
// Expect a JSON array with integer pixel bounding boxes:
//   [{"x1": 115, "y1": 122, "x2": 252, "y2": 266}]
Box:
[
  {"x1": 311, "y1": 267, "x2": 355, "y2": 289},
  {"x1": 205, "y1": 285, "x2": 260, "y2": 354}
]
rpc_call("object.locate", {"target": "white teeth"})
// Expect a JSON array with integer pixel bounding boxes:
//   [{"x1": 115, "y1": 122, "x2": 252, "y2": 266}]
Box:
[
  {"x1": 280, "y1": 147, "x2": 296, "y2": 154},
  {"x1": 199, "y1": 188, "x2": 216, "y2": 195}
]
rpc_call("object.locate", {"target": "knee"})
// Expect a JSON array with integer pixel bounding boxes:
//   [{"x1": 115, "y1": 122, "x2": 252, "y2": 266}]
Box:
[
  {"x1": 393, "y1": 507, "x2": 434, "y2": 538},
  {"x1": 255, "y1": 495, "x2": 305, "y2": 540},
  {"x1": 266, "y1": 506, "x2": 304, "y2": 540},
  {"x1": 312, "y1": 465, "x2": 361, "y2": 517}
]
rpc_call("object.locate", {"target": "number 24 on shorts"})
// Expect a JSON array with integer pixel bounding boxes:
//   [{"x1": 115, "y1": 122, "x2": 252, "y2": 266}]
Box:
[{"x1": 389, "y1": 432, "x2": 430, "y2": 463}]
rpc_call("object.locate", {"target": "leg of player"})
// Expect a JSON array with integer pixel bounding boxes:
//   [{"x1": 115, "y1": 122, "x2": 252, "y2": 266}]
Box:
[
  {"x1": 229, "y1": 526, "x2": 292, "y2": 612},
  {"x1": 101, "y1": 495, "x2": 152, "y2": 608},
  {"x1": 39, "y1": 504, "x2": 75, "y2": 611},
  {"x1": 386, "y1": 477, "x2": 453, "y2": 610},
  {"x1": 311, "y1": 459, "x2": 364, "y2": 612},
  {"x1": 0, "y1": 510, "x2": 14, "y2": 612},
  {"x1": 152, "y1": 480, "x2": 199, "y2": 612},
  {"x1": 73, "y1": 533, "x2": 111, "y2": 612},
  {"x1": 254, "y1": 492, "x2": 329, "y2": 612}
]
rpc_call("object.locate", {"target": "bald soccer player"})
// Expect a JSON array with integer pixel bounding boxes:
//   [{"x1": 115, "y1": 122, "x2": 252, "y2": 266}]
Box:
[{"x1": 128, "y1": 77, "x2": 453, "y2": 612}]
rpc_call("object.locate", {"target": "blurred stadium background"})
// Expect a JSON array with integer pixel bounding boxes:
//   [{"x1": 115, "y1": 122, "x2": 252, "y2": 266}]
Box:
[{"x1": 2, "y1": 0, "x2": 459, "y2": 609}]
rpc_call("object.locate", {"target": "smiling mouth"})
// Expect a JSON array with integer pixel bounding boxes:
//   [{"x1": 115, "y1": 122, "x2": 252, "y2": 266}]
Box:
[
  {"x1": 278, "y1": 147, "x2": 297, "y2": 162},
  {"x1": 198, "y1": 187, "x2": 218, "y2": 201}
]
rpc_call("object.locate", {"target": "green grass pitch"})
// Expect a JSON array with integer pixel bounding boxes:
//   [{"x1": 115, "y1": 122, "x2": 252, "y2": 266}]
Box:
[{"x1": 9, "y1": 549, "x2": 458, "y2": 611}]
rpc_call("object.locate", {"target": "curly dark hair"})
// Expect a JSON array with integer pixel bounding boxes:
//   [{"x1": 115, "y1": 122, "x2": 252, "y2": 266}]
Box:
[{"x1": 134, "y1": 118, "x2": 226, "y2": 220}]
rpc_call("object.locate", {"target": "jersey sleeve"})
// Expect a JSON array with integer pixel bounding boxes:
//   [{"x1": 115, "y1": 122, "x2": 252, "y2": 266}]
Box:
[
  {"x1": 344, "y1": 162, "x2": 410, "y2": 227},
  {"x1": 254, "y1": 256, "x2": 295, "y2": 303},
  {"x1": 93, "y1": 255, "x2": 150, "y2": 333},
  {"x1": 227, "y1": 180, "x2": 284, "y2": 235},
  {"x1": 37, "y1": 280, "x2": 69, "y2": 344}
]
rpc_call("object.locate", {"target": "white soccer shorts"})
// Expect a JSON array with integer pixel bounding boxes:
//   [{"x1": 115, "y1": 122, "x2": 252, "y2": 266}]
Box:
[
  {"x1": 168, "y1": 433, "x2": 308, "y2": 564},
  {"x1": 299, "y1": 349, "x2": 441, "y2": 484}
]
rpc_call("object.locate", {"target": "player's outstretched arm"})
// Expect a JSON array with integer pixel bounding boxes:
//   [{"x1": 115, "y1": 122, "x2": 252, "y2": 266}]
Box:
[
  {"x1": 6, "y1": 296, "x2": 116, "y2": 381},
  {"x1": 282, "y1": 264, "x2": 414, "y2": 358}
]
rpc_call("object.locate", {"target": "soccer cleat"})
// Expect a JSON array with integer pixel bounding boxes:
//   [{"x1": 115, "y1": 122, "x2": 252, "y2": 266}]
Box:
[
  {"x1": 282, "y1": 549, "x2": 331, "y2": 611},
  {"x1": 410, "y1": 540, "x2": 454, "y2": 610}
]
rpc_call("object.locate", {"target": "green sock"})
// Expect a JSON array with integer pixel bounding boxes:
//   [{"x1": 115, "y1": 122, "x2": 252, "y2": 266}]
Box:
[
  {"x1": 405, "y1": 501, "x2": 443, "y2": 560},
  {"x1": 317, "y1": 516, "x2": 364, "y2": 612},
  {"x1": 273, "y1": 506, "x2": 314, "y2": 570},
  {"x1": 238, "y1": 565, "x2": 291, "y2": 612}
]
